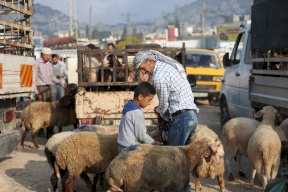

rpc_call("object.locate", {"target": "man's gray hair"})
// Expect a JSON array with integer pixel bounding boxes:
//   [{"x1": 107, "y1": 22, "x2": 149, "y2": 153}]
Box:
[{"x1": 133, "y1": 50, "x2": 187, "y2": 78}]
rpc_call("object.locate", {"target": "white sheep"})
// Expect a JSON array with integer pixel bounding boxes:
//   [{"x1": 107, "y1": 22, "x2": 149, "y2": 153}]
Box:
[
  {"x1": 105, "y1": 138, "x2": 220, "y2": 192},
  {"x1": 45, "y1": 125, "x2": 118, "y2": 192},
  {"x1": 20, "y1": 100, "x2": 77, "y2": 149},
  {"x1": 83, "y1": 57, "x2": 100, "y2": 82},
  {"x1": 190, "y1": 124, "x2": 225, "y2": 192},
  {"x1": 222, "y1": 117, "x2": 260, "y2": 181},
  {"x1": 45, "y1": 131, "x2": 78, "y2": 192},
  {"x1": 247, "y1": 106, "x2": 281, "y2": 190},
  {"x1": 223, "y1": 116, "x2": 288, "y2": 181},
  {"x1": 54, "y1": 132, "x2": 118, "y2": 192},
  {"x1": 280, "y1": 118, "x2": 288, "y2": 139},
  {"x1": 0, "y1": 175, "x2": 11, "y2": 192}
]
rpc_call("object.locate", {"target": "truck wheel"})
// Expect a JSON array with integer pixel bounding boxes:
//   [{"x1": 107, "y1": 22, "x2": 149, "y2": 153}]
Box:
[
  {"x1": 208, "y1": 96, "x2": 219, "y2": 106},
  {"x1": 220, "y1": 98, "x2": 230, "y2": 127}
]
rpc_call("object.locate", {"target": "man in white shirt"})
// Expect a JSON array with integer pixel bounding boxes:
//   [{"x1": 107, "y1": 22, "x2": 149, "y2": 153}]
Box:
[{"x1": 51, "y1": 54, "x2": 68, "y2": 99}]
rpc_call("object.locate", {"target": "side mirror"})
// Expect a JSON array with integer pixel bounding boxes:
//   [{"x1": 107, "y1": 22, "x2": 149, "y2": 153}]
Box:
[
  {"x1": 187, "y1": 75, "x2": 196, "y2": 87},
  {"x1": 223, "y1": 52, "x2": 230, "y2": 67}
]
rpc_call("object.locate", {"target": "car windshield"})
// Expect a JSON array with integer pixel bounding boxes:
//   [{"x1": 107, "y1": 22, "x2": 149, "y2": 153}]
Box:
[{"x1": 185, "y1": 52, "x2": 221, "y2": 68}]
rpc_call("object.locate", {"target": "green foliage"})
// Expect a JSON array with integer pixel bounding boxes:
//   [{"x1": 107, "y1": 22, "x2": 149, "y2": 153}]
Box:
[
  {"x1": 121, "y1": 25, "x2": 127, "y2": 40},
  {"x1": 116, "y1": 36, "x2": 142, "y2": 49},
  {"x1": 92, "y1": 28, "x2": 111, "y2": 39},
  {"x1": 85, "y1": 25, "x2": 89, "y2": 38},
  {"x1": 48, "y1": 33, "x2": 59, "y2": 39},
  {"x1": 265, "y1": 168, "x2": 288, "y2": 192}
]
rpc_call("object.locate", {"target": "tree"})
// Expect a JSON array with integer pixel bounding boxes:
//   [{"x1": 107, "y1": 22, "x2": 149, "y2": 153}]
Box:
[
  {"x1": 175, "y1": 17, "x2": 180, "y2": 39},
  {"x1": 85, "y1": 25, "x2": 89, "y2": 38},
  {"x1": 121, "y1": 25, "x2": 127, "y2": 40},
  {"x1": 116, "y1": 36, "x2": 142, "y2": 49},
  {"x1": 132, "y1": 27, "x2": 137, "y2": 36},
  {"x1": 92, "y1": 28, "x2": 112, "y2": 40}
]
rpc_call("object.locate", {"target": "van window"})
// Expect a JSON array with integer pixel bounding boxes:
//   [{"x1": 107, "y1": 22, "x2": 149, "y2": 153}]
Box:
[
  {"x1": 245, "y1": 32, "x2": 251, "y2": 64},
  {"x1": 185, "y1": 52, "x2": 221, "y2": 68},
  {"x1": 231, "y1": 32, "x2": 245, "y2": 65}
]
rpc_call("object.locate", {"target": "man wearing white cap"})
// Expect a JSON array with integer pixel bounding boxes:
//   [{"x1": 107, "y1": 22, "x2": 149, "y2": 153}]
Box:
[
  {"x1": 34, "y1": 47, "x2": 66, "y2": 101},
  {"x1": 34, "y1": 47, "x2": 67, "y2": 138}
]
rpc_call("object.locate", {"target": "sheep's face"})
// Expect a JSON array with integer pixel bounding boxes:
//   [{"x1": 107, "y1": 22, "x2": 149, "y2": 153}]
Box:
[
  {"x1": 204, "y1": 138, "x2": 223, "y2": 164},
  {"x1": 59, "y1": 94, "x2": 74, "y2": 108},
  {"x1": 195, "y1": 138, "x2": 221, "y2": 165},
  {"x1": 66, "y1": 83, "x2": 78, "y2": 96},
  {"x1": 254, "y1": 106, "x2": 277, "y2": 119}
]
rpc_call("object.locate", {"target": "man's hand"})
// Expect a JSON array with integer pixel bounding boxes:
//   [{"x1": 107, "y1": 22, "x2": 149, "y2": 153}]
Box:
[
  {"x1": 57, "y1": 73, "x2": 66, "y2": 78},
  {"x1": 61, "y1": 83, "x2": 67, "y2": 89},
  {"x1": 36, "y1": 93, "x2": 42, "y2": 101},
  {"x1": 154, "y1": 141, "x2": 163, "y2": 145}
]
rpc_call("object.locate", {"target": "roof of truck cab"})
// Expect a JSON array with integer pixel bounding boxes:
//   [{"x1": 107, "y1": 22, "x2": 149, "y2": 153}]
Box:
[{"x1": 186, "y1": 48, "x2": 219, "y2": 54}]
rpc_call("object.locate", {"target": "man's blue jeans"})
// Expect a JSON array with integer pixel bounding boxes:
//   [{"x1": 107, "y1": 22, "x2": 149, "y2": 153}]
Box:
[
  {"x1": 167, "y1": 109, "x2": 198, "y2": 192},
  {"x1": 51, "y1": 85, "x2": 65, "y2": 101}
]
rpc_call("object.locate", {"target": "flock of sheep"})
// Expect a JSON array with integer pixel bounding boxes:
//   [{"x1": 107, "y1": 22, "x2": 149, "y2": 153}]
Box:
[{"x1": 19, "y1": 87, "x2": 288, "y2": 192}]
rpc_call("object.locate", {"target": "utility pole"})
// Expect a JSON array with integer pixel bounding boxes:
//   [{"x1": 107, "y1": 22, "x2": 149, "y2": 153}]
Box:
[
  {"x1": 121, "y1": 12, "x2": 136, "y2": 44},
  {"x1": 89, "y1": 6, "x2": 92, "y2": 43},
  {"x1": 201, "y1": 1, "x2": 206, "y2": 37},
  {"x1": 70, "y1": 0, "x2": 78, "y2": 41}
]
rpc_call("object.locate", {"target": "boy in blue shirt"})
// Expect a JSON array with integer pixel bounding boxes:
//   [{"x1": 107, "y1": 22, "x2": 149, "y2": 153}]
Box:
[{"x1": 117, "y1": 82, "x2": 162, "y2": 153}]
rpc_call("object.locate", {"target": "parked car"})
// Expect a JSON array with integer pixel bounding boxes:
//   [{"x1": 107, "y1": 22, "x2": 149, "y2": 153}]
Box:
[{"x1": 185, "y1": 48, "x2": 224, "y2": 106}]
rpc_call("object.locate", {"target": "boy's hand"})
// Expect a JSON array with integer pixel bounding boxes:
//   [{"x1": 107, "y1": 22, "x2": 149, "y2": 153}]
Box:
[{"x1": 154, "y1": 141, "x2": 163, "y2": 145}]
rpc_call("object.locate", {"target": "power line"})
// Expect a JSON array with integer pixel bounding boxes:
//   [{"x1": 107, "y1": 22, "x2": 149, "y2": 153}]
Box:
[{"x1": 121, "y1": 12, "x2": 136, "y2": 44}]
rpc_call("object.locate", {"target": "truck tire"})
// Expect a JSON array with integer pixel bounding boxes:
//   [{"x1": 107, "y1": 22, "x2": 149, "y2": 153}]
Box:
[{"x1": 220, "y1": 97, "x2": 230, "y2": 128}]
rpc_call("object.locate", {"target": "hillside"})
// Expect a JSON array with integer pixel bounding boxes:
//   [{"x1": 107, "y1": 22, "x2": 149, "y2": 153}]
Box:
[
  {"x1": 31, "y1": 3, "x2": 70, "y2": 37},
  {"x1": 30, "y1": 0, "x2": 253, "y2": 38},
  {"x1": 155, "y1": 0, "x2": 253, "y2": 28}
]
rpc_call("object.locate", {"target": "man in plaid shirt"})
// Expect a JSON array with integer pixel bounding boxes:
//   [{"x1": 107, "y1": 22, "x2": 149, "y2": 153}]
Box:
[{"x1": 133, "y1": 50, "x2": 198, "y2": 192}]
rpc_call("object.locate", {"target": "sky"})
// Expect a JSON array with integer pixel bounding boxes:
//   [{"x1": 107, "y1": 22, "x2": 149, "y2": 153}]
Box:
[{"x1": 37, "y1": 0, "x2": 195, "y2": 25}]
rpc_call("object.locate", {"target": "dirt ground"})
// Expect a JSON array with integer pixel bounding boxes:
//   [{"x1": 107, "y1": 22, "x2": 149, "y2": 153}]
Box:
[{"x1": 0, "y1": 100, "x2": 265, "y2": 192}]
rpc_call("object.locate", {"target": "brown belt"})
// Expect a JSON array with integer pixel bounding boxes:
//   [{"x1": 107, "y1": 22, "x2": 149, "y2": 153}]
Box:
[
  {"x1": 171, "y1": 109, "x2": 190, "y2": 117},
  {"x1": 37, "y1": 85, "x2": 51, "y2": 87}
]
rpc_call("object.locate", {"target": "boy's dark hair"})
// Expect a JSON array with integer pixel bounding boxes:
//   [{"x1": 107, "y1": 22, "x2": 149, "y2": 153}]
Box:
[
  {"x1": 134, "y1": 82, "x2": 156, "y2": 99},
  {"x1": 52, "y1": 54, "x2": 58, "y2": 58},
  {"x1": 107, "y1": 43, "x2": 116, "y2": 49},
  {"x1": 85, "y1": 44, "x2": 99, "y2": 50}
]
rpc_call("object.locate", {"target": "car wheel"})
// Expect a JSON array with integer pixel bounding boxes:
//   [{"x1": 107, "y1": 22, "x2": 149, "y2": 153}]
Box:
[
  {"x1": 220, "y1": 97, "x2": 230, "y2": 127},
  {"x1": 208, "y1": 96, "x2": 219, "y2": 106}
]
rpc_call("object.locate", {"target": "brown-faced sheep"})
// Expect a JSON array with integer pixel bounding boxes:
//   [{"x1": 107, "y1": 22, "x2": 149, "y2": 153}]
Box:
[
  {"x1": 20, "y1": 100, "x2": 77, "y2": 149},
  {"x1": 247, "y1": 106, "x2": 281, "y2": 190},
  {"x1": 45, "y1": 125, "x2": 119, "y2": 192},
  {"x1": 189, "y1": 124, "x2": 225, "y2": 192},
  {"x1": 20, "y1": 84, "x2": 79, "y2": 149},
  {"x1": 54, "y1": 132, "x2": 118, "y2": 192},
  {"x1": 105, "y1": 138, "x2": 220, "y2": 192}
]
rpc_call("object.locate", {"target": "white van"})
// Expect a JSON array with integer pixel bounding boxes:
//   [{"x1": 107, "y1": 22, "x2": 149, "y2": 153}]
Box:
[{"x1": 219, "y1": 24, "x2": 254, "y2": 126}]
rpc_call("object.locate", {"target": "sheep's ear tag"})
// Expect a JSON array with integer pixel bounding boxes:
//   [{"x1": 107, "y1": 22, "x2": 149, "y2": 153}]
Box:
[{"x1": 212, "y1": 152, "x2": 220, "y2": 165}]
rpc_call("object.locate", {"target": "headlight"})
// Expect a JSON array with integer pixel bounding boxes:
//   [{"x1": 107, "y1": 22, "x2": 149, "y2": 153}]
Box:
[{"x1": 215, "y1": 76, "x2": 223, "y2": 82}]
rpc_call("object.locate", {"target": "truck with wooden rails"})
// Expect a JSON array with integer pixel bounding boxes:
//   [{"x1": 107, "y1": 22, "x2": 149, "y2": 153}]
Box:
[
  {"x1": 74, "y1": 44, "x2": 189, "y2": 131},
  {"x1": 0, "y1": 0, "x2": 35, "y2": 157}
]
